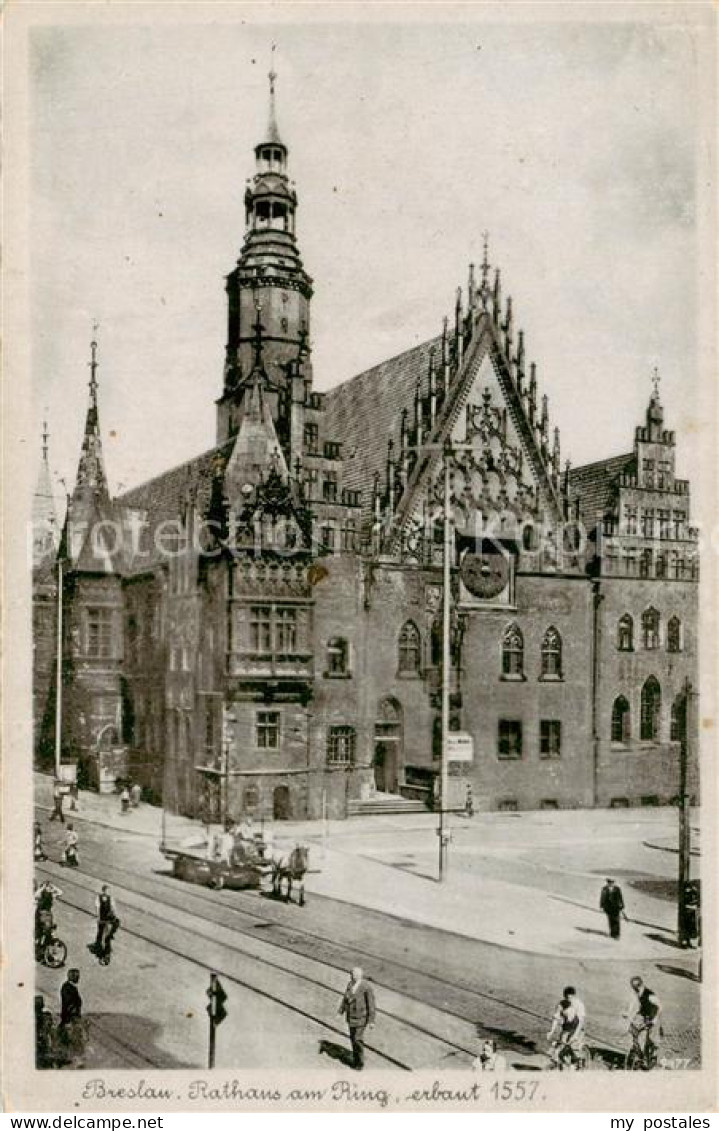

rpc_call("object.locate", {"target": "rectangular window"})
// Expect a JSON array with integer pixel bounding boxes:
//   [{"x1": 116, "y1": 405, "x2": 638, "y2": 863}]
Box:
[
  {"x1": 643, "y1": 459, "x2": 655, "y2": 488},
  {"x1": 673, "y1": 511, "x2": 686, "y2": 540},
  {"x1": 342, "y1": 521, "x2": 358, "y2": 553},
  {"x1": 327, "y1": 638, "x2": 349, "y2": 676},
  {"x1": 304, "y1": 422, "x2": 319, "y2": 455},
  {"x1": 657, "y1": 461, "x2": 671, "y2": 489},
  {"x1": 250, "y1": 606, "x2": 272, "y2": 652},
  {"x1": 274, "y1": 608, "x2": 297, "y2": 654},
  {"x1": 623, "y1": 549, "x2": 637, "y2": 575},
  {"x1": 86, "y1": 607, "x2": 114, "y2": 658},
  {"x1": 498, "y1": 719, "x2": 522, "y2": 760},
  {"x1": 624, "y1": 507, "x2": 637, "y2": 536},
  {"x1": 321, "y1": 524, "x2": 336, "y2": 551},
  {"x1": 540, "y1": 719, "x2": 562, "y2": 759},
  {"x1": 658, "y1": 509, "x2": 671, "y2": 539},
  {"x1": 641, "y1": 509, "x2": 655, "y2": 538},
  {"x1": 256, "y1": 710, "x2": 280, "y2": 750},
  {"x1": 327, "y1": 725, "x2": 356, "y2": 766},
  {"x1": 323, "y1": 471, "x2": 338, "y2": 502},
  {"x1": 304, "y1": 468, "x2": 319, "y2": 501}
]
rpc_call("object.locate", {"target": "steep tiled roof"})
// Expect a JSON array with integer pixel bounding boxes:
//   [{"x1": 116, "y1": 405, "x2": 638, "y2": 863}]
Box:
[
  {"x1": 115, "y1": 440, "x2": 233, "y2": 574},
  {"x1": 323, "y1": 335, "x2": 441, "y2": 513},
  {"x1": 569, "y1": 452, "x2": 634, "y2": 524}
]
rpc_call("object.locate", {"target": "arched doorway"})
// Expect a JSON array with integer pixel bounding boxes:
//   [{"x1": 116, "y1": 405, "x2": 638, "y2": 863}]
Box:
[
  {"x1": 374, "y1": 698, "x2": 403, "y2": 794},
  {"x1": 273, "y1": 784, "x2": 291, "y2": 820}
]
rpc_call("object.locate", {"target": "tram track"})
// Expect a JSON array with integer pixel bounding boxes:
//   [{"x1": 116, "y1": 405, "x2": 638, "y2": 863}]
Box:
[
  {"x1": 38, "y1": 862, "x2": 479, "y2": 1070},
  {"x1": 38, "y1": 849, "x2": 560, "y2": 1052}
]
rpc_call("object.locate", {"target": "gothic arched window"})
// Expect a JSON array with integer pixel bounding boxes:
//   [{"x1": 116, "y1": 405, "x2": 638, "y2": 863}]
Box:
[
  {"x1": 667, "y1": 616, "x2": 682, "y2": 654},
  {"x1": 398, "y1": 621, "x2": 422, "y2": 674},
  {"x1": 670, "y1": 695, "x2": 686, "y2": 743},
  {"x1": 642, "y1": 607, "x2": 661, "y2": 650},
  {"x1": 501, "y1": 623, "x2": 524, "y2": 678},
  {"x1": 640, "y1": 677, "x2": 661, "y2": 741},
  {"x1": 611, "y1": 696, "x2": 631, "y2": 744},
  {"x1": 540, "y1": 626, "x2": 562, "y2": 679}
]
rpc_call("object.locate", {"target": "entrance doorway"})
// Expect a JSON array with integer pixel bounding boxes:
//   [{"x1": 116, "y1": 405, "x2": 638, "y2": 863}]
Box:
[
  {"x1": 273, "y1": 784, "x2": 291, "y2": 820},
  {"x1": 374, "y1": 698, "x2": 403, "y2": 794}
]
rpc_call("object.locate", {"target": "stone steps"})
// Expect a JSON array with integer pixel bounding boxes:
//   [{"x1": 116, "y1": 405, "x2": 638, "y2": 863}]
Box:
[{"x1": 347, "y1": 793, "x2": 428, "y2": 817}]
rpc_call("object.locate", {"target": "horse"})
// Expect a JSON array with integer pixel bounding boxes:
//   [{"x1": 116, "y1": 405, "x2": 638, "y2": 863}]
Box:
[{"x1": 270, "y1": 845, "x2": 309, "y2": 906}]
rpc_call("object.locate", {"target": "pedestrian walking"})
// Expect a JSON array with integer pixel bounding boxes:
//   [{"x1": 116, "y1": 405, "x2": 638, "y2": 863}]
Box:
[
  {"x1": 58, "y1": 969, "x2": 84, "y2": 1066},
  {"x1": 49, "y1": 782, "x2": 65, "y2": 823},
  {"x1": 93, "y1": 884, "x2": 120, "y2": 960},
  {"x1": 130, "y1": 782, "x2": 142, "y2": 808},
  {"x1": 600, "y1": 877, "x2": 627, "y2": 939},
  {"x1": 34, "y1": 821, "x2": 47, "y2": 861},
  {"x1": 338, "y1": 966, "x2": 376, "y2": 1071},
  {"x1": 120, "y1": 786, "x2": 131, "y2": 814},
  {"x1": 35, "y1": 994, "x2": 56, "y2": 1069},
  {"x1": 63, "y1": 824, "x2": 79, "y2": 867}
]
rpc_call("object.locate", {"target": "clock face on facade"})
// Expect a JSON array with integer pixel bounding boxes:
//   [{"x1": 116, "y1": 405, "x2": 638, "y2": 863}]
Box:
[{"x1": 460, "y1": 550, "x2": 510, "y2": 600}]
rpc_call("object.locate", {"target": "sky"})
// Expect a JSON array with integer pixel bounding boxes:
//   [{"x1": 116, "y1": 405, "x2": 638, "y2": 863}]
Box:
[{"x1": 27, "y1": 8, "x2": 714, "y2": 525}]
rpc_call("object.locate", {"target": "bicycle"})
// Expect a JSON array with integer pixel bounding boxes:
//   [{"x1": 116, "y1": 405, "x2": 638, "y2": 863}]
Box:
[
  {"x1": 547, "y1": 1037, "x2": 592, "y2": 1071},
  {"x1": 35, "y1": 926, "x2": 68, "y2": 969},
  {"x1": 625, "y1": 1022, "x2": 660, "y2": 1070}
]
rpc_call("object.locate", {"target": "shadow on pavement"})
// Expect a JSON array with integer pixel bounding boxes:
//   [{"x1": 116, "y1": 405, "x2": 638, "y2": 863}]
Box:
[
  {"x1": 655, "y1": 962, "x2": 700, "y2": 982},
  {"x1": 50, "y1": 1013, "x2": 192, "y2": 1070},
  {"x1": 477, "y1": 1023, "x2": 537, "y2": 1054},
  {"x1": 319, "y1": 1039, "x2": 354, "y2": 1068},
  {"x1": 575, "y1": 926, "x2": 611, "y2": 939},
  {"x1": 644, "y1": 932, "x2": 684, "y2": 950}
]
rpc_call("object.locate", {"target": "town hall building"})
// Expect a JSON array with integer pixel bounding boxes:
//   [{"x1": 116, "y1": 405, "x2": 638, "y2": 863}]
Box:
[{"x1": 33, "y1": 77, "x2": 700, "y2": 821}]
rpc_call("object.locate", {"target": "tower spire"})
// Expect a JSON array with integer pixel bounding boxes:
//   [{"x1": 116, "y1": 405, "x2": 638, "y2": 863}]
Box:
[
  {"x1": 33, "y1": 416, "x2": 59, "y2": 567},
  {"x1": 265, "y1": 44, "x2": 283, "y2": 146},
  {"x1": 74, "y1": 328, "x2": 108, "y2": 499}
]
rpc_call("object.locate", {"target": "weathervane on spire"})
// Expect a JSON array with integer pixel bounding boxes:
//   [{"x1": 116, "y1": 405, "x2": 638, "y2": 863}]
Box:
[
  {"x1": 480, "y1": 231, "x2": 491, "y2": 305},
  {"x1": 88, "y1": 321, "x2": 99, "y2": 404},
  {"x1": 651, "y1": 365, "x2": 661, "y2": 398},
  {"x1": 269, "y1": 43, "x2": 277, "y2": 96}
]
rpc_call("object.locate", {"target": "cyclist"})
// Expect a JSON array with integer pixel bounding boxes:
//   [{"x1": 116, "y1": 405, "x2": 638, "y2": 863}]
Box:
[
  {"x1": 35, "y1": 880, "x2": 62, "y2": 952},
  {"x1": 547, "y1": 985, "x2": 587, "y2": 1069},
  {"x1": 93, "y1": 885, "x2": 120, "y2": 960},
  {"x1": 624, "y1": 976, "x2": 662, "y2": 1068}
]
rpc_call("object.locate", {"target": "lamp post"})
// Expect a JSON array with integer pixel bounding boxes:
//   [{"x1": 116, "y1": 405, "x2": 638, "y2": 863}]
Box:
[
  {"x1": 677, "y1": 678, "x2": 695, "y2": 942},
  {"x1": 438, "y1": 445, "x2": 452, "y2": 881},
  {"x1": 54, "y1": 557, "x2": 63, "y2": 780}
]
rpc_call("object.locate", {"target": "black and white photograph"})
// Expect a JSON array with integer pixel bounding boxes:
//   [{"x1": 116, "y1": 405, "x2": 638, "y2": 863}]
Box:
[{"x1": 3, "y1": 0, "x2": 716, "y2": 1114}]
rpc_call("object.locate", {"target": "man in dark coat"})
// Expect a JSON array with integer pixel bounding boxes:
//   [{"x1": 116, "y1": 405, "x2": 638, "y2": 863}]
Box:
[
  {"x1": 338, "y1": 966, "x2": 376, "y2": 1070},
  {"x1": 600, "y1": 877, "x2": 626, "y2": 939},
  {"x1": 58, "y1": 969, "x2": 84, "y2": 1066}
]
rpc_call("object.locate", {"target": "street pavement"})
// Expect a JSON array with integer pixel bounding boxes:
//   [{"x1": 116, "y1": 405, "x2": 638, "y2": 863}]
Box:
[
  {"x1": 35, "y1": 774, "x2": 700, "y2": 959},
  {"x1": 34, "y1": 774, "x2": 701, "y2": 1071}
]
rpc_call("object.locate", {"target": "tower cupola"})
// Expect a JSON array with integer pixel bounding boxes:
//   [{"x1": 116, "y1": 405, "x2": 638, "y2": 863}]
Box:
[{"x1": 217, "y1": 59, "x2": 313, "y2": 446}]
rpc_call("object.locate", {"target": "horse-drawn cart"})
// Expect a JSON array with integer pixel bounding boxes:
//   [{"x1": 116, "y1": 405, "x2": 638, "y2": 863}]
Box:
[
  {"x1": 160, "y1": 829, "x2": 311, "y2": 902},
  {"x1": 162, "y1": 845, "x2": 269, "y2": 890}
]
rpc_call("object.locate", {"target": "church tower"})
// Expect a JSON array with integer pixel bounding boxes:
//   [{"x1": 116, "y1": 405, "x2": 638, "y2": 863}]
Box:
[{"x1": 217, "y1": 63, "x2": 313, "y2": 445}]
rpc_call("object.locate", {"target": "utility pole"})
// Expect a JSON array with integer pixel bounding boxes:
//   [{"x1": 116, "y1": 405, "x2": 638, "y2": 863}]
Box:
[
  {"x1": 54, "y1": 557, "x2": 63, "y2": 780},
  {"x1": 677, "y1": 678, "x2": 694, "y2": 942},
  {"x1": 438, "y1": 445, "x2": 452, "y2": 882}
]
